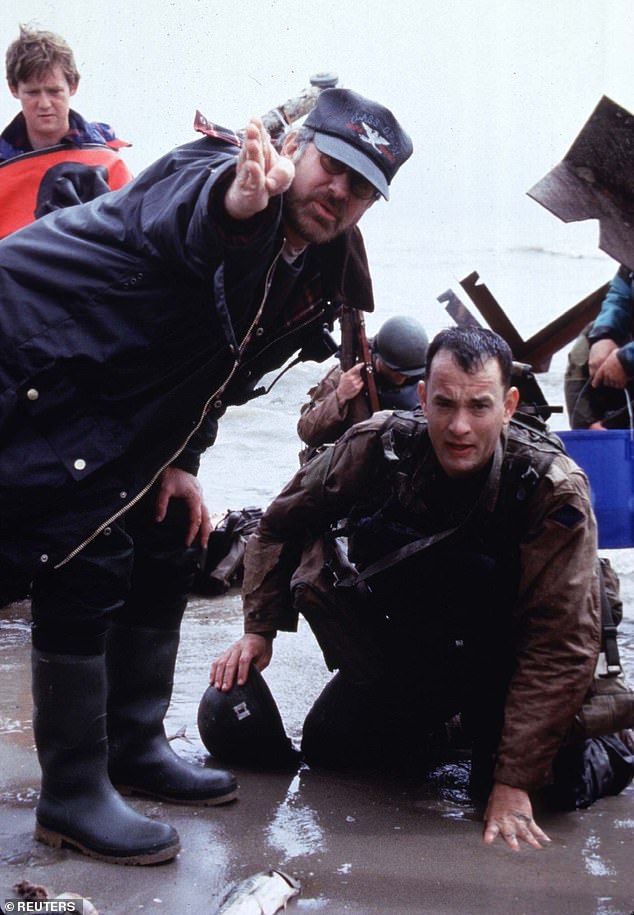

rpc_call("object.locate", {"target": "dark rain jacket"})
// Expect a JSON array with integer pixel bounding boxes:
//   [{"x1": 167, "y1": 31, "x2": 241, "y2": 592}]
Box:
[
  {"x1": 0, "y1": 133, "x2": 373, "y2": 576},
  {"x1": 242, "y1": 410, "x2": 601, "y2": 791}
]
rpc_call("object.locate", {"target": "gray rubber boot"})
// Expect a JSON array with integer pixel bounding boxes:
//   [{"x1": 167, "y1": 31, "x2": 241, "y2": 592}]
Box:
[
  {"x1": 32, "y1": 649, "x2": 180, "y2": 865},
  {"x1": 106, "y1": 623, "x2": 238, "y2": 805}
]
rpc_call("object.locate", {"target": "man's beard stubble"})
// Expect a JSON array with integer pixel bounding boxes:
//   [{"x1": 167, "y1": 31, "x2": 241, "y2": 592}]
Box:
[{"x1": 282, "y1": 186, "x2": 347, "y2": 245}]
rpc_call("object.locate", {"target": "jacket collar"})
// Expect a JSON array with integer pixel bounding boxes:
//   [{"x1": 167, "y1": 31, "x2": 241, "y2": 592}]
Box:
[{"x1": 0, "y1": 109, "x2": 130, "y2": 161}]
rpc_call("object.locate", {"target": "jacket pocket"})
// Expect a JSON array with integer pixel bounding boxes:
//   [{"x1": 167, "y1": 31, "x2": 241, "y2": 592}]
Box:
[{"x1": 17, "y1": 364, "x2": 125, "y2": 481}]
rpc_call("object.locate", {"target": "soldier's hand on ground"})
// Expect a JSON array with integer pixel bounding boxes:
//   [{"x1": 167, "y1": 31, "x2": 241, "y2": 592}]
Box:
[
  {"x1": 588, "y1": 338, "x2": 618, "y2": 380},
  {"x1": 482, "y1": 782, "x2": 551, "y2": 851},
  {"x1": 154, "y1": 466, "x2": 212, "y2": 547},
  {"x1": 591, "y1": 348, "x2": 629, "y2": 389},
  {"x1": 210, "y1": 634, "x2": 274, "y2": 691},
  {"x1": 224, "y1": 118, "x2": 295, "y2": 221},
  {"x1": 336, "y1": 363, "x2": 366, "y2": 406}
]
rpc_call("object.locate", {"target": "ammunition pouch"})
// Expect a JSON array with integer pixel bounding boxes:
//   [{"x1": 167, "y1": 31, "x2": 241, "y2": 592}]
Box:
[
  {"x1": 572, "y1": 671, "x2": 634, "y2": 740},
  {"x1": 290, "y1": 534, "x2": 385, "y2": 685}
]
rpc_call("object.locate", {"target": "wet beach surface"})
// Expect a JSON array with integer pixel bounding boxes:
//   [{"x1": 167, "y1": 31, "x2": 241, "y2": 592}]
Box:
[{"x1": 1, "y1": 561, "x2": 633, "y2": 915}]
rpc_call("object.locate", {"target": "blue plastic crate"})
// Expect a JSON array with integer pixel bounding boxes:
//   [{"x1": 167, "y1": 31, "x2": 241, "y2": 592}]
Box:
[{"x1": 558, "y1": 429, "x2": 634, "y2": 549}]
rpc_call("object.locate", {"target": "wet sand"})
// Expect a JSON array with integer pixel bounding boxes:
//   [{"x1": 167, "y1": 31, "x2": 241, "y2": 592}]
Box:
[{"x1": 1, "y1": 558, "x2": 634, "y2": 915}]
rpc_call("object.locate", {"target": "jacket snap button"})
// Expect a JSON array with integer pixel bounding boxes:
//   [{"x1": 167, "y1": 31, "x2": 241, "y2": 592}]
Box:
[
  {"x1": 256, "y1": 327, "x2": 264, "y2": 336},
  {"x1": 213, "y1": 399, "x2": 222, "y2": 410},
  {"x1": 26, "y1": 388, "x2": 39, "y2": 401},
  {"x1": 73, "y1": 458, "x2": 87, "y2": 471},
  {"x1": 40, "y1": 554, "x2": 49, "y2": 563},
  {"x1": 120, "y1": 491, "x2": 128, "y2": 499}
]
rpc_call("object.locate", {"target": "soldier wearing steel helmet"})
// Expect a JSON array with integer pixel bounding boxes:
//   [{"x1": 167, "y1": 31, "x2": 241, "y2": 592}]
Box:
[{"x1": 297, "y1": 315, "x2": 428, "y2": 461}]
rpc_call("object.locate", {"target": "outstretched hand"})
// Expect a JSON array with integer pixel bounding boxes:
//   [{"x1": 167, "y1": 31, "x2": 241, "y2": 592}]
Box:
[
  {"x1": 224, "y1": 118, "x2": 295, "y2": 221},
  {"x1": 482, "y1": 782, "x2": 551, "y2": 851}
]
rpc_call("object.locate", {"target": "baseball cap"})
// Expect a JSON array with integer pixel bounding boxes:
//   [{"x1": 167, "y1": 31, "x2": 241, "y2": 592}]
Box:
[{"x1": 304, "y1": 88, "x2": 413, "y2": 200}]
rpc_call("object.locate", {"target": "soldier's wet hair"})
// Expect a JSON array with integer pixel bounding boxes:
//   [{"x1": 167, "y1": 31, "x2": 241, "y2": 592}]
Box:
[
  {"x1": 6, "y1": 24, "x2": 80, "y2": 90},
  {"x1": 426, "y1": 326, "x2": 513, "y2": 389}
]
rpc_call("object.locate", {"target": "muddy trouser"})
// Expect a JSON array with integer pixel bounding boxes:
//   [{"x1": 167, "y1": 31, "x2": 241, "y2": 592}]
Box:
[
  {"x1": 299, "y1": 549, "x2": 514, "y2": 795},
  {"x1": 31, "y1": 486, "x2": 201, "y2": 654},
  {"x1": 565, "y1": 324, "x2": 634, "y2": 429}
]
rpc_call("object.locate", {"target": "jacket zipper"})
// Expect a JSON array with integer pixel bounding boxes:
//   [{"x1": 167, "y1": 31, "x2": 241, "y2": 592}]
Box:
[{"x1": 55, "y1": 244, "x2": 284, "y2": 568}]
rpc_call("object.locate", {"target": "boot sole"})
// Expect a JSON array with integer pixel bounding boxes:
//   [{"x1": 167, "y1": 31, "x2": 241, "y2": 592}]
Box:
[
  {"x1": 115, "y1": 784, "x2": 239, "y2": 806},
  {"x1": 34, "y1": 823, "x2": 180, "y2": 865}
]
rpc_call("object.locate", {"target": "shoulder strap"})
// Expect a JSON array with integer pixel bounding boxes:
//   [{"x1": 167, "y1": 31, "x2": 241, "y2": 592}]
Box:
[{"x1": 598, "y1": 560, "x2": 622, "y2": 675}]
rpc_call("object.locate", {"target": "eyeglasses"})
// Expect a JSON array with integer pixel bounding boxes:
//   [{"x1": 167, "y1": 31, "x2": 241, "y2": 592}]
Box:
[{"x1": 318, "y1": 153, "x2": 379, "y2": 200}]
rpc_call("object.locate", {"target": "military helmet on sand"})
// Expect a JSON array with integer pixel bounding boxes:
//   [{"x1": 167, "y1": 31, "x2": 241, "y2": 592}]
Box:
[{"x1": 198, "y1": 666, "x2": 301, "y2": 770}]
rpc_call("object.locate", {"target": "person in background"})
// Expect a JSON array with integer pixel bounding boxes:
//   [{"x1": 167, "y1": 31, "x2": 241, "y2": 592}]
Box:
[
  {"x1": 209, "y1": 326, "x2": 631, "y2": 850},
  {"x1": 565, "y1": 264, "x2": 634, "y2": 429},
  {"x1": 297, "y1": 314, "x2": 428, "y2": 461},
  {"x1": 1, "y1": 24, "x2": 132, "y2": 237},
  {"x1": 0, "y1": 85, "x2": 412, "y2": 864}
]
